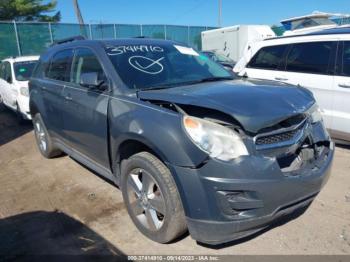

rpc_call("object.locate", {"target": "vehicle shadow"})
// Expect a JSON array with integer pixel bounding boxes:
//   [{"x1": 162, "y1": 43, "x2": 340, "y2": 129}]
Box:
[
  {"x1": 335, "y1": 143, "x2": 350, "y2": 150},
  {"x1": 0, "y1": 104, "x2": 33, "y2": 146},
  {"x1": 0, "y1": 210, "x2": 127, "y2": 261},
  {"x1": 198, "y1": 204, "x2": 310, "y2": 249}
]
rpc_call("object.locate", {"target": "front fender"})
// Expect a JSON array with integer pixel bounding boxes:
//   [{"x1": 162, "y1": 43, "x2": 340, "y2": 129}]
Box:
[{"x1": 108, "y1": 96, "x2": 208, "y2": 168}]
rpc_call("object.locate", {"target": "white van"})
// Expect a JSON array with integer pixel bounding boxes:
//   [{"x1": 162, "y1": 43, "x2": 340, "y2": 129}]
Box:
[
  {"x1": 0, "y1": 56, "x2": 39, "y2": 121},
  {"x1": 234, "y1": 27, "x2": 350, "y2": 143}
]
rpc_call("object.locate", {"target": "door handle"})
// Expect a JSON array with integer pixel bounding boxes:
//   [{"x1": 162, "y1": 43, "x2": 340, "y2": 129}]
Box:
[
  {"x1": 64, "y1": 95, "x2": 73, "y2": 101},
  {"x1": 274, "y1": 77, "x2": 288, "y2": 81},
  {"x1": 338, "y1": 83, "x2": 350, "y2": 88}
]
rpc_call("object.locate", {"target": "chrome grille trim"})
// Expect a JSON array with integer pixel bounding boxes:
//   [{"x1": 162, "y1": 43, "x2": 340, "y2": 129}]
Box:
[{"x1": 254, "y1": 118, "x2": 308, "y2": 150}]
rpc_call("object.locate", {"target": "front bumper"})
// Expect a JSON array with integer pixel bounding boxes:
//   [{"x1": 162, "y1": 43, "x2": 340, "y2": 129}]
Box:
[{"x1": 169, "y1": 142, "x2": 334, "y2": 245}]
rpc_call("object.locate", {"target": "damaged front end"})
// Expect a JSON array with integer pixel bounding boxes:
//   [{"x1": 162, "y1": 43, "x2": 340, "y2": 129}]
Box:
[
  {"x1": 135, "y1": 80, "x2": 334, "y2": 245},
  {"x1": 138, "y1": 96, "x2": 334, "y2": 244},
  {"x1": 140, "y1": 96, "x2": 332, "y2": 176}
]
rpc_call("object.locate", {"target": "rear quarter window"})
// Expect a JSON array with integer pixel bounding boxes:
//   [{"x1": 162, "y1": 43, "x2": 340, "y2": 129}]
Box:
[{"x1": 247, "y1": 44, "x2": 288, "y2": 70}]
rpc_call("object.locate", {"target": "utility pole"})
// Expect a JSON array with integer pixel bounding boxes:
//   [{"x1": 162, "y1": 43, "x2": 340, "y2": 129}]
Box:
[
  {"x1": 73, "y1": 0, "x2": 85, "y2": 25},
  {"x1": 72, "y1": 0, "x2": 87, "y2": 37},
  {"x1": 218, "y1": 0, "x2": 222, "y2": 27}
]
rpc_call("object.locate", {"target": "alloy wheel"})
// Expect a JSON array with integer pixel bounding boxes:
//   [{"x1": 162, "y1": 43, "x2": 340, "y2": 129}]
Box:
[
  {"x1": 34, "y1": 121, "x2": 47, "y2": 152},
  {"x1": 126, "y1": 168, "x2": 166, "y2": 231}
]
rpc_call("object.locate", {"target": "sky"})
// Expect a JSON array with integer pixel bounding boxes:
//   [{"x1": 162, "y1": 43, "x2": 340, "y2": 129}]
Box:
[{"x1": 56, "y1": 0, "x2": 350, "y2": 27}]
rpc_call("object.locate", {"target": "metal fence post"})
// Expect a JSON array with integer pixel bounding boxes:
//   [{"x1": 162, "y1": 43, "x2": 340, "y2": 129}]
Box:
[
  {"x1": 113, "y1": 23, "x2": 117, "y2": 39},
  {"x1": 48, "y1": 22, "x2": 54, "y2": 43},
  {"x1": 187, "y1": 25, "x2": 190, "y2": 45},
  {"x1": 140, "y1": 24, "x2": 143, "y2": 36},
  {"x1": 89, "y1": 23, "x2": 93, "y2": 39},
  {"x1": 13, "y1": 20, "x2": 22, "y2": 56}
]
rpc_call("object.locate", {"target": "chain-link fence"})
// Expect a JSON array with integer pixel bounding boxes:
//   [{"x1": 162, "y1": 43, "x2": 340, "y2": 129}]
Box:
[{"x1": 0, "y1": 21, "x2": 216, "y2": 59}]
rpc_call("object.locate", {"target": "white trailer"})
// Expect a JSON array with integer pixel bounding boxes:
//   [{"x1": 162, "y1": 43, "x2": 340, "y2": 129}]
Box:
[{"x1": 201, "y1": 25, "x2": 276, "y2": 62}]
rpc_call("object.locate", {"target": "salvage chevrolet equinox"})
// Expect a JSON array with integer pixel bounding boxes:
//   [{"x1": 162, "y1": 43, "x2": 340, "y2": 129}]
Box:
[{"x1": 29, "y1": 36, "x2": 334, "y2": 245}]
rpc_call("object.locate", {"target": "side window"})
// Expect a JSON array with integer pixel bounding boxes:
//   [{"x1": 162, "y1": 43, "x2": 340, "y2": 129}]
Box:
[
  {"x1": 0, "y1": 63, "x2": 4, "y2": 79},
  {"x1": 71, "y1": 48, "x2": 105, "y2": 85},
  {"x1": 285, "y1": 41, "x2": 333, "y2": 74},
  {"x1": 247, "y1": 44, "x2": 287, "y2": 70},
  {"x1": 3, "y1": 62, "x2": 12, "y2": 83},
  {"x1": 47, "y1": 49, "x2": 73, "y2": 81},
  {"x1": 340, "y1": 41, "x2": 350, "y2": 77}
]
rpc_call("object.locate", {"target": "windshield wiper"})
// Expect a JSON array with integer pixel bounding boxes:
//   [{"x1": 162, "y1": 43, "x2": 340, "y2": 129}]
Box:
[
  {"x1": 139, "y1": 77, "x2": 234, "y2": 91},
  {"x1": 197, "y1": 76, "x2": 234, "y2": 83}
]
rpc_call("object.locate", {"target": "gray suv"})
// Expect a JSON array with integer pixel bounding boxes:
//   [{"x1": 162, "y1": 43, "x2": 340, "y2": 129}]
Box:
[{"x1": 29, "y1": 37, "x2": 334, "y2": 245}]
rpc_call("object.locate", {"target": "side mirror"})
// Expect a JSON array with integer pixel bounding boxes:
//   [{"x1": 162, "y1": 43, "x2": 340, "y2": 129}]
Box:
[{"x1": 80, "y1": 72, "x2": 106, "y2": 90}]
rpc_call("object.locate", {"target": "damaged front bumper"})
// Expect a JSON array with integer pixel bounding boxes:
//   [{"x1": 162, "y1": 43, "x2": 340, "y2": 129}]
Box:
[{"x1": 168, "y1": 121, "x2": 334, "y2": 245}]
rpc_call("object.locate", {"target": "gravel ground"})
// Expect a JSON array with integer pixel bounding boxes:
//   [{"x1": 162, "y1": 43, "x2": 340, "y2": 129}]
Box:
[{"x1": 0, "y1": 104, "x2": 349, "y2": 257}]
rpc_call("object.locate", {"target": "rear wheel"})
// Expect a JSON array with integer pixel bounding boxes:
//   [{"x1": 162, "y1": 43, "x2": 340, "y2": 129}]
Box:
[
  {"x1": 121, "y1": 152, "x2": 187, "y2": 243},
  {"x1": 33, "y1": 113, "x2": 62, "y2": 158}
]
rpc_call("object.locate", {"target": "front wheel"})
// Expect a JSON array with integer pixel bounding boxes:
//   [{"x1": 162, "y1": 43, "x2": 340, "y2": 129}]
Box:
[
  {"x1": 121, "y1": 152, "x2": 187, "y2": 243},
  {"x1": 33, "y1": 113, "x2": 62, "y2": 158}
]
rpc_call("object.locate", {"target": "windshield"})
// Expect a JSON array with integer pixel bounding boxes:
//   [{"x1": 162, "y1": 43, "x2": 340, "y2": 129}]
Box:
[
  {"x1": 212, "y1": 53, "x2": 234, "y2": 63},
  {"x1": 292, "y1": 18, "x2": 336, "y2": 30},
  {"x1": 14, "y1": 61, "x2": 37, "y2": 81},
  {"x1": 106, "y1": 43, "x2": 232, "y2": 90}
]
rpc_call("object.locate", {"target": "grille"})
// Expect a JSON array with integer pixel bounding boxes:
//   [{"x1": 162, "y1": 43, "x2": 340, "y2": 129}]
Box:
[{"x1": 255, "y1": 129, "x2": 299, "y2": 145}]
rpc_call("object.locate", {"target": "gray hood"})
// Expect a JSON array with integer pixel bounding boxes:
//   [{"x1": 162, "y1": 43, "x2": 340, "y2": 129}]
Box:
[{"x1": 138, "y1": 79, "x2": 315, "y2": 133}]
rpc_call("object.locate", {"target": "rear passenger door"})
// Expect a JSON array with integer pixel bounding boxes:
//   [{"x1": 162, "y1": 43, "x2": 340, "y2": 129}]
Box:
[
  {"x1": 282, "y1": 41, "x2": 336, "y2": 130},
  {"x1": 43, "y1": 49, "x2": 74, "y2": 137},
  {"x1": 331, "y1": 41, "x2": 350, "y2": 140},
  {"x1": 61, "y1": 47, "x2": 110, "y2": 169},
  {"x1": 245, "y1": 44, "x2": 289, "y2": 81}
]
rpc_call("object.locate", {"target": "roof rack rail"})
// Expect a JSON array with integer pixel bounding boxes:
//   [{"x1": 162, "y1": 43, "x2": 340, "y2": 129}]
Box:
[{"x1": 51, "y1": 35, "x2": 86, "y2": 46}]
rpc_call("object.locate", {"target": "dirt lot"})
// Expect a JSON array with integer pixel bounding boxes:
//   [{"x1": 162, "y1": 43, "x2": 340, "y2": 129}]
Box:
[{"x1": 0, "y1": 104, "x2": 350, "y2": 258}]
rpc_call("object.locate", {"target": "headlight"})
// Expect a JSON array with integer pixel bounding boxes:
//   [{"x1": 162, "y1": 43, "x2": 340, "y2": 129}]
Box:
[
  {"x1": 183, "y1": 116, "x2": 248, "y2": 161},
  {"x1": 308, "y1": 103, "x2": 323, "y2": 123},
  {"x1": 20, "y1": 86, "x2": 29, "y2": 97}
]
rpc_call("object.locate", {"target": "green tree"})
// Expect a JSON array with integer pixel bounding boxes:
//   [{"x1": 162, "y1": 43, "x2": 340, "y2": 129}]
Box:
[{"x1": 0, "y1": 0, "x2": 61, "y2": 22}]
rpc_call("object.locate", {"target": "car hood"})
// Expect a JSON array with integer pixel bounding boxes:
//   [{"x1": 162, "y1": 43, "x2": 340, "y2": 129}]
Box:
[{"x1": 137, "y1": 79, "x2": 315, "y2": 133}]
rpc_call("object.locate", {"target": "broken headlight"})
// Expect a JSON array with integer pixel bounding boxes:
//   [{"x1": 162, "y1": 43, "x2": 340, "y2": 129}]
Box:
[
  {"x1": 183, "y1": 116, "x2": 248, "y2": 161},
  {"x1": 308, "y1": 103, "x2": 323, "y2": 123}
]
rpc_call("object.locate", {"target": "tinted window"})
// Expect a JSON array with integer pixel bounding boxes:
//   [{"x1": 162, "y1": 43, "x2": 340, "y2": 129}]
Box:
[
  {"x1": 247, "y1": 45, "x2": 287, "y2": 70},
  {"x1": 286, "y1": 42, "x2": 333, "y2": 74},
  {"x1": 47, "y1": 49, "x2": 73, "y2": 81},
  {"x1": 106, "y1": 44, "x2": 232, "y2": 90},
  {"x1": 71, "y1": 48, "x2": 105, "y2": 85},
  {"x1": 340, "y1": 41, "x2": 350, "y2": 76},
  {"x1": 0, "y1": 63, "x2": 5, "y2": 79},
  {"x1": 14, "y1": 61, "x2": 37, "y2": 81},
  {"x1": 2, "y1": 62, "x2": 12, "y2": 83}
]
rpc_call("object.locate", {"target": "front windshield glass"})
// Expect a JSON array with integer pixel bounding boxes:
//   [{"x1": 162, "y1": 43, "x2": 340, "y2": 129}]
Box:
[
  {"x1": 213, "y1": 53, "x2": 234, "y2": 63},
  {"x1": 14, "y1": 61, "x2": 37, "y2": 81},
  {"x1": 106, "y1": 43, "x2": 233, "y2": 90},
  {"x1": 292, "y1": 17, "x2": 336, "y2": 30}
]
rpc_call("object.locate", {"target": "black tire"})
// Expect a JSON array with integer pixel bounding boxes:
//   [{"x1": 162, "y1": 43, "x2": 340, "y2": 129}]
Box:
[
  {"x1": 121, "y1": 152, "x2": 187, "y2": 243},
  {"x1": 33, "y1": 113, "x2": 62, "y2": 158}
]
